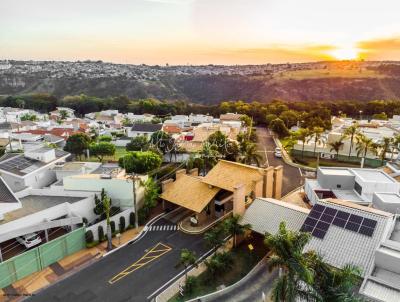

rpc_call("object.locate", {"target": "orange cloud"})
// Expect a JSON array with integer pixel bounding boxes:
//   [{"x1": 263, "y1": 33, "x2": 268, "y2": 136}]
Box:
[{"x1": 357, "y1": 37, "x2": 400, "y2": 60}]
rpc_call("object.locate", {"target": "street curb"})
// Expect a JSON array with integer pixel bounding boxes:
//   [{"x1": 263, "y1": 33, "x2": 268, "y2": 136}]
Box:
[
  {"x1": 102, "y1": 211, "x2": 169, "y2": 257},
  {"x1": 178, "y1": 212, "x2": 232, "y2": 235},
  {"x1": 272, "y1": 135, "x2": 316, "y2": 171},
  {"x1": 186, "y1": 252, "x2": 271, "y2": 302}
]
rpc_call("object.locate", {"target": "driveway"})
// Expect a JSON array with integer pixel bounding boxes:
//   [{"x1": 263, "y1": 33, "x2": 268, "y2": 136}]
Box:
[
  {"x1": 28, "y1": 217, "x2": 209, "y2": 302},
  {"x1": 256, "y1": 127, "x2": 302, "y2": 196}
]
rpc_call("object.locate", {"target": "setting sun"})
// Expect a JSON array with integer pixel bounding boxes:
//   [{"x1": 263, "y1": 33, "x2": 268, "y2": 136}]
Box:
[{"x1": 329, "y1": 47, "x2": 360, "y2": 60}]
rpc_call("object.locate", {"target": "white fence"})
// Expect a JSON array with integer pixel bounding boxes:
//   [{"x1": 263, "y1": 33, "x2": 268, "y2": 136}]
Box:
[{"x1": 86, "y1": 208, "x2": 133, "y2": 241}]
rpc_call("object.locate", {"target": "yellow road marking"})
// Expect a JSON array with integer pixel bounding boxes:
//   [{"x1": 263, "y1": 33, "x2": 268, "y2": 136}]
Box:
[{"x1": 108, "y1": 242, "x2": 172, "y2": 284}]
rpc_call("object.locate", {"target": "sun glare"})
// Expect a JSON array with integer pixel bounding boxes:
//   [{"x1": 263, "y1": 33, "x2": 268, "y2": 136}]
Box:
[{"x1": 329, "y1": 47, "x2": 360, "y2": 60}]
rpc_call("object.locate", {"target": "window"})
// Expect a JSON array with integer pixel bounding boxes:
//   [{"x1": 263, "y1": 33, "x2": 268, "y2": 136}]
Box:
[
  {"x1": 354, "y1": 181, "x2": 362, "y2": 195},
  {"x1": 337, "y1": 184, "x2": 341, "y2": 189}
]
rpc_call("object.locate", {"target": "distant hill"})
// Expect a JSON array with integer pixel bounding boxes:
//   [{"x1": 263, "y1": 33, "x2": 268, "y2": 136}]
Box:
[{"x1": 1, "y1": 61, "x2": 400, "y2": 103}]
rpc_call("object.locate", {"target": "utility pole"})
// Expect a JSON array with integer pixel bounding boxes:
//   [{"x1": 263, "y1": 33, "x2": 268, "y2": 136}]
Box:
[{"x1": 128, "y1": 174, "x2": 140, "y2": 228}]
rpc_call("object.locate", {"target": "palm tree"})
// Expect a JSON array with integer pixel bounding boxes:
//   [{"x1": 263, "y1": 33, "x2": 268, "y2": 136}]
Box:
[
  {"x1": 240, "y1": 142, "x2": 262, "y2": 166},
  {"x1": 356, "y1": 134, "x2": 377, "y2": 168},
  {"x1": 265, "y1": 222, "x2": 314, "y2": 302},
  {"x1": 295, "y1": 128, "x2": 310, "y2": 158},
  {"x1": 392, "y1": 134, "x2": 400, "y2": 161},
  {"x1": 103, "y1": 195, "x2": 112, "y2": 251},
  {"x1": 328, "y1": 139, "x2": 344, "y2": 160},
  {"x1": 307, "y1": 127, "x2": 324, "y2": 157},
  {"x1": 179, "y1": 249, "x2": 197, "y2": 282},
  {"x1": 309, "y1": 254, "x2": 362, "y2": 302},
  {"x1": 380, "y1": 137, "x2": 393, "y2": 164},
  {"x1": 223, "y1": 214, "x2": 251, "y2": 248},
  {"x1": 342, "y1": 123, "x2": 359, "y2": 158},
  {"x1": 200, "y1": 142, "x2": 220, "y2": 174},
  {"x1": 204, "y1": 225, "x2": 226, "y2": 255}
]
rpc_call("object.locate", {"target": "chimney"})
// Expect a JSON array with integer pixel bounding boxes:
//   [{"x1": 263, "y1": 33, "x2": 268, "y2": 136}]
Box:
[
  {"x1": 188, "y1": 168, "x2": 199, "y2": 176},
  {"x1": 233, "y1": 183, "x2": 246, "y2": 216},
  {"x1": 161, "y1": 178, "x2": 174, "y2": 192},
  {"x1": 263, "y1": 166, "x2": 274, "y2": 198},
  {"x1": 273, "y1": 166, "x2": 283, "y2": 199},
  {"x1": 175, "y1": 169, "x2": 186, "y2": 180}
]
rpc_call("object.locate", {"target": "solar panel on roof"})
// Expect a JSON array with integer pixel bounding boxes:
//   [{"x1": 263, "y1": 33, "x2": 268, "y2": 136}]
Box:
[
  {"x1": 362, "y1": 218, "x2": 377, "y2": 229},
  {"x1": 345, "y1": 221, "x2": 361, "y2": 232},
  {"x1": 301, "y1": 224, "x2": 314, "y2": 233},
  {"x1": 349, "y1": 214, "x2": 363, "y2": 224},
  {"x1": 359, "y1": 225, "x2": 375, "y2": 237},
  {"x1": 320, "y1": 213, "x2": 334, "y2": 224},
  {"x1": 313, "y1": 204, "x2": 326, "y2": 213},
  {"x1": 336, "y1": 211, "x2": 350, "y2": 220},
  {"x1": 324, "y1": 207, "x2": 338, "y2": 216},
  {"x1": 332, "y1": 217, "x2": 347, "y2": 228},
  {"x1": 304, "y1": 217, "x2": 318, "y2": 228},
  {"x1": 312, "y1": 228, "x2": 327, "y2": 239},
  {"x1": 309, "y1": 210, "x2": 322, "y2": 219},
  {"x1": 316, "y1": 221, "x2": 330, "y2": 231}
]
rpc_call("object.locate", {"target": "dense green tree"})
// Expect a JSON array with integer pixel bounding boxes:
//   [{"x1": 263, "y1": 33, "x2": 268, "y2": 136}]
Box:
[
  {"x1": 179, "y1": 249, "x2": 197, "y2": 282},
  {"x1": 64, "y1": 133, "x2": 91, "y2": 159},
  {"x1": 356, "y1": 134, "x2": 377, "y2": 167},
  {"x1": 279, "y1": 110, "x2": 299, "y2": 128},
  {"x1": 342, "y1": 123, "x2": 359, "y2": 158},
  {"x1": 119, "y1": 151, "x2": 162, "y2": 174},
  {"x1": 150, "y1": 130, "x2": 173, "y2": 154},
  {"x1": 126, "y1": 136, "x2": 150, "y2": 151},
  {"x1": 204, "y1": 225, "x2": 226, "y2": 255},
  {"x1": 270, "y1": 118, "x2": 290, "y2": 138},
  {"x1": 98, "y1": 135, "x2": 112, "y2": 142},
  {"x1": 89, "y1": 142, "x2": 116, "y2": 162},
  {"x1": 308, "y1": 126, "x2": 324, "y2": 156}
]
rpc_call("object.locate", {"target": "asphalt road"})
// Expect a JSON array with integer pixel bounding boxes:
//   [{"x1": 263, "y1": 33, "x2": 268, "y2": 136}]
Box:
[
  {"x1": 29, "y1": 217, "x2": 209, "y2": 302},
  {"x1": 256, "y1": 127, "x2": 302, "y2": 196}
]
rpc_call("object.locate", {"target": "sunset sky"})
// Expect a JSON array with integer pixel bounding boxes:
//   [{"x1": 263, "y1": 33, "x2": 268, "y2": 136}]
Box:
[{"x1": 1, "y1": 0, "x2": 400, "y2": 65}]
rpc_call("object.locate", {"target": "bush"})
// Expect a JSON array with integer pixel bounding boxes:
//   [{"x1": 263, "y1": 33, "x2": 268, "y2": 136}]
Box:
[
  {"x1": 119, "y1": 216, "x2": 126, "y2": 232},
  {"x1": 98, "y1": 225, "x2": 105, "y2": 242},
  {"x1": 110, "y1": 221, "x2": 116, "y2": 233},
  {"x1": 184, "y1": 276, "x2": 197, "y2": 295},
  {"x1": 85, "y1": 230, "x2": 94, "y2": 244},
  {"x1": 99, "y1": 135, "x2": 112, "y2": 142},
  {"x1": 129, "y1": 212, "x2": 135, "y2": 227},
  {"x1": 138, "y1": 208, "x2": 150, "y2": 225}
]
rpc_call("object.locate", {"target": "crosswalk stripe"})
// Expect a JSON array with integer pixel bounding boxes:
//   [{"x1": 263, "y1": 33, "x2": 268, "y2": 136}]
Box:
[{"x1": 146, "y1": 224, "x2": 179, "y2": 231}]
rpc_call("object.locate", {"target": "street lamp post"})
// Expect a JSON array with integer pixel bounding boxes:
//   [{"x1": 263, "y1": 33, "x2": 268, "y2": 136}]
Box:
[
  {"x1": 359, "y1": 110, "x2": 363, "y2": 121},
  {"x1": 127, "y1": 174, "x2": 140, "y2": 229}
]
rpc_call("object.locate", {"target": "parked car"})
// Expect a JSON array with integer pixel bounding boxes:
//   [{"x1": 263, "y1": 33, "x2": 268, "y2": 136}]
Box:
[
  {"x1": 274, "y1": 147, "x2": 282, "y2": 158},
  {"x1": 16, "y1": 233, "x2": 42, "y2": 249}
]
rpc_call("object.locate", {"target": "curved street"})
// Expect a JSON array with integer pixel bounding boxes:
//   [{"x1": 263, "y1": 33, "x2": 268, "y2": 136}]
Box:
[{"x1": 256, "y1": 127, "x2": 303, "y2": 196}]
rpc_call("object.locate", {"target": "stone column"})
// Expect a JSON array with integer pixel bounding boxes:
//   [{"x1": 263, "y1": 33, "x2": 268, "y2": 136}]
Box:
[
  {"x1": 175, "y1": 169, "x2": 186, "y2": 180},
  {"x1": 263, "y1": 166, "x2": 275, "y2": 198},
  {"x1": 233, "y1": 183, "x2": 246, "y2": 216},
  {"x1": 253, "y1": 179, "x2": 263, "y2": 198},
  {"x1": 189, "y1": 168, "x2": 199, "y2": 176},
  {"x1": 161, "y1": 178, "x2": 174, "y2": 192},
  {"x1": 273, "y1": 166, "x2": 283, "y2": 199}
]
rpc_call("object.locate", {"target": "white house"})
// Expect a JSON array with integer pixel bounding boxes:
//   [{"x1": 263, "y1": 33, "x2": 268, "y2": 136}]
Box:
[
  {"x1": 126, "y1": 123, "x2": 162, "y2": 139},
  {"x1": 0, "y1": 148, "x2": 70, "y2": 192}
]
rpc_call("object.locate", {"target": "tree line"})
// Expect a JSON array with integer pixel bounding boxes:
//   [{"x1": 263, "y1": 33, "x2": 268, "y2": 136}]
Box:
[{"x1": 2, "y1": 93, "x2": 400, "y2": 125}]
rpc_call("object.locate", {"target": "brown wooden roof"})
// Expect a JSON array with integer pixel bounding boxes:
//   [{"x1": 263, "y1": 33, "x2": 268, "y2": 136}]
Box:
[
  {"x1": 202, "y1": 160, "x2": 264, "y2": 194},
  {"x1": 160, "y1": 174, "x2": 220, "y2": 213}
]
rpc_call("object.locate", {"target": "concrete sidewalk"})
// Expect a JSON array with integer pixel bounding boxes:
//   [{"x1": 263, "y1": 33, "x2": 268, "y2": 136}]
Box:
[{"x1": 0, "y1": 227, "x2": 142, "y2": 302}]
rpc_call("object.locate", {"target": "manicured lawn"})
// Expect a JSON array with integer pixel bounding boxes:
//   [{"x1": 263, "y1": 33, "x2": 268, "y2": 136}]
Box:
[
  {"x1": 86, "y1": 146, "x2": 128, "y2": 163},
  {"x1": 293, "y1": 155, "x2": 367, "y2": 168}
]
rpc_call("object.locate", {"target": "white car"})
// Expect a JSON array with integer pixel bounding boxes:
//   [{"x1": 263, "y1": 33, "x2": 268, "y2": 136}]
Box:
[
  {"x1": 274, "y1": 147, "x2": 282, "y2": 158},
  {"x1": 16, "y1": 233, "x2": 42, "y2": 249}
]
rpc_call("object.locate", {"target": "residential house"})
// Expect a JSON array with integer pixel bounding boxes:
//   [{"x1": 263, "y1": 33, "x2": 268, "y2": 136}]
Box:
[
  {"x1": 240, "y1": 197, "x2": 400, "y2": 301},
  {"x1": 305, "y1": 167, "x2": 400, "y2": 216},
  {"x1": 0, "y1": 148, "x2": 70, "y2": 192},
  {"x1": 126, "y1": 123, "x2": 162, "y2": 139}
]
